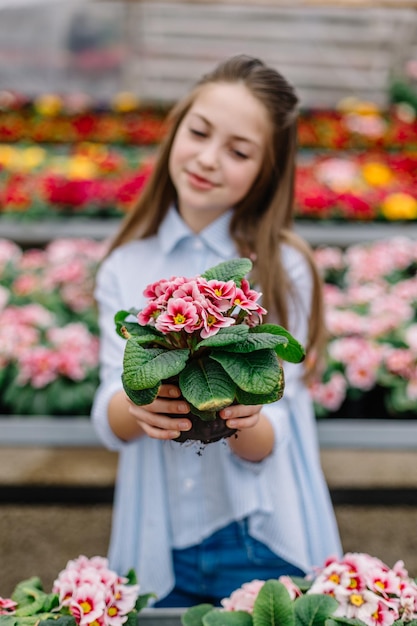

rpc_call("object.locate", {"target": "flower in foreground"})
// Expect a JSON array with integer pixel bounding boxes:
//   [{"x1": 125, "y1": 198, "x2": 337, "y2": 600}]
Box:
[
  {"x1": 186, "y1": 552, "x2": 417, "y2": 626},
  {"x1": 53, "y1": 555, "x2": 140, "y2": 626}
]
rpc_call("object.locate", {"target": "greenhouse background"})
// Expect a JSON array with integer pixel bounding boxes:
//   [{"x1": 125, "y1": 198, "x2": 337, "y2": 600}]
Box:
[{"x1": 0, "y1": 0, "x2": 417, "y2": 599}]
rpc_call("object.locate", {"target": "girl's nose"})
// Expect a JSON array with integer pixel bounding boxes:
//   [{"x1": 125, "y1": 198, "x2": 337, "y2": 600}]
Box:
[{"x1": 197, "y1": 142, "x2": 219, "y2": 169}]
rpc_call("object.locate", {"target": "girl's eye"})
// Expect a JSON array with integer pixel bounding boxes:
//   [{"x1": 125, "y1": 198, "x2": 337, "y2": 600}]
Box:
[
  {"x1": 190, "y1": 128, "x2": 207, "y2": 138},
  {"x1": 232, "y1": 149, "x2": 249, "y2": 160}
]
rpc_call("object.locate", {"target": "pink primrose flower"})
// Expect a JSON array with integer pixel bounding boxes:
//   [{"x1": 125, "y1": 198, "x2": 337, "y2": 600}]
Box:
[
  {"x1": 53, "y1": 556, "x2": 139, "y2": 626},
  {"x1": 326, "y1": 310, "x2": 366, "y2": 336},
  {"x1": 12, "y1": 274, "x2": 41, "y2": 296},
  {"x1": 0, "y1": 238, "x2": 21, "y2": 272},
  {"x1": 199, "y1": 279, "x2": 237, "y2": 310},
  {"x1": 383, "y1": 348, "x2": 414, "y2": 378},
  {"x1": 277, "y1": 576, "x2": 303, "y2": 600},
  {"x1": 69, "y1": 583, "x2": 106, "y2": 626},
  {"x1": 200, "y1": 304, "x2": 235, "y2": 339},
  {"x1": 308, "y1": 372, "x2": 347, "y2": 411},
  {"x1": 18, "y1": 248, "x2": 47, "y2": 270},
  {"x1": 16, "y1": 346, "x2": 60, "y2": 388},
  {"x1": 137, "y1": 301, "x2": 162, "y2": 326},
  {"x1": 323, "y1": 284, "x2": 347, "y2": 308},
  {"x1": 0, "y1": 598, "x2": 17, "y2": 614},
  {"x1": 221, "y1": 579, "x2": 265, "y2": 613},
  {"x1": 155, "y1": 298, "x2": 200, "y2": 334},
  {"x1": 314, "y1": 246, "x2": 345, "y2": 273},
  {"x1": 345, "y1": 359, "x2": 378, "y2": 391},
  {"x1": 232, "y1": 278, "x2": 267, "y2": 316}
]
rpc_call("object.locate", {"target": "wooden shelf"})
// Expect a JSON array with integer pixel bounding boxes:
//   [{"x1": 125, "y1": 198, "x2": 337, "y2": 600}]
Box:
[
  {"x1": 2, "y1": 218, "x2": 417, "y2": 248},
  {"x1": 1, "y1": 417, "x2": 416, "y2": 449}
]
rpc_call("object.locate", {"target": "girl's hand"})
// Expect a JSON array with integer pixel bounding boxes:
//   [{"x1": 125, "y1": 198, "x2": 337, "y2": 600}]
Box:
[
  {"x1": 220, "y1": 404, "x2": 274, "y2": 462},
  {"x1": 126, "y1": 383, "x2": 192, "y2": 440},
  {"x1": 219, "y1": 403, "x2": 263, "y2": 431}
]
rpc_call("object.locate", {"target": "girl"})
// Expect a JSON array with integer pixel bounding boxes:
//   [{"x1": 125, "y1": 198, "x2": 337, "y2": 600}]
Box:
[{"x1": 92, "y1": 54, "x2": 342, "y2": 607}]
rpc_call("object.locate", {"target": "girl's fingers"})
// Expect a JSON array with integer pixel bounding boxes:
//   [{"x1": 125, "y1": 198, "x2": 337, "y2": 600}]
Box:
[
  {"x1": 219, "y1": 404, "x2": 263, "y2": 430},
  {"x1": 127, "y1": 401, "x2": 192, "y2": 439}
]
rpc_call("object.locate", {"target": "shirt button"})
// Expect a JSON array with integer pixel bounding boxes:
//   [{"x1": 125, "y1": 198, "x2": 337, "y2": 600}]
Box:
[
  {"x1": 193, "y1": 239, "x2": 203, "y2": 250},
  {"x1": 184, "y1": 478, "x2": 195, "y2": 491}
]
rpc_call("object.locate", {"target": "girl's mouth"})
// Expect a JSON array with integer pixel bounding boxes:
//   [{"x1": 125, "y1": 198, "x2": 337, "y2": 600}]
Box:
[{"x1": 187, "y1": 171, "x2": 216, "y2": 190}]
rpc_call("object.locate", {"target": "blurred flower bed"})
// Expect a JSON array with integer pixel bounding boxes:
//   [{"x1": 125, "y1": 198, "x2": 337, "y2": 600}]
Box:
[
  {"x1": 1, "y1": 91, "x2": 417, "y2": 222},
  {"x1": 295, "y1": 151, "x2": 417, "y2": 221},
  {"x1": 310, "y1": 237, "x2": 417, "y2": 419},
  {"x1": 1, "y1": 144, "x2": 417, "y2": 222},
  {"x1": 0, "y1": 90, "x2": 416, "y2": 149},
  {"x1": 0, "y1": 238, "x2": 106, "y2": 416},
  {"x1": 0, "y1": 143, "x2": 154, "y2": 218},
  {"x1": 0, "y1": 237, "x2": 416, "y2": 419}
]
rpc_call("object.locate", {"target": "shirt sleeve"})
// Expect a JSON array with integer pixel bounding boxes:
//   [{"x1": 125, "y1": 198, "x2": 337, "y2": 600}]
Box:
[{"x1": 91, "y1": 254, "x2": 130, "y2": 451}]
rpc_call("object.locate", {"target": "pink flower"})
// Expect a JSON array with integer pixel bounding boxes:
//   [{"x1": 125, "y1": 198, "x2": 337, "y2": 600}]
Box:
[
  {"x1": 221, "y1": 580, "x2": 265, "y2": 613},
  {"x1": 16, "y1": 346, "x2": 60, "y2": 388},
  {"x1": 155, "y1": 298, "x2": 200, "y2": 334},
  {"x1": 69, "y1": 583, "x2": 106, "y2": 626},
  {"x1": 200, "y1": 303, "x2": 235, "y2": 339},
  {"x1": 0, "y1": 598, "x2": 17, "y2": 614},
  {"x1": 232, "y1": 278, "x2": 267, "y2": 316},
  {"x1": 277, "y1": 576, "x2": 302, "y2": 600}
]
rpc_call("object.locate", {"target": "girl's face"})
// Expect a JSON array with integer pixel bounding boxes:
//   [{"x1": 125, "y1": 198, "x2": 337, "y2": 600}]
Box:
[{"x1": 168, "y1": 82, "x2": 270, "y2": 232}]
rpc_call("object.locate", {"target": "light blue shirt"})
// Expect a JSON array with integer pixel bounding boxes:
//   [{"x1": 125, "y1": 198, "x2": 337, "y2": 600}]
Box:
[{"x1": 91, "y1": 206, "x2": 342, "y2": 600}]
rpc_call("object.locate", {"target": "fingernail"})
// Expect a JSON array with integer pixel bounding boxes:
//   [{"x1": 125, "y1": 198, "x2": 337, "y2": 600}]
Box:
[
  {"x1": 223, "y1": 409, "x2": 231, "y2": 418},
  {"x1": 169, "y1": 388, "x2": 179, "y2": 397},
  {"x1": 179, "y1": 421, "x2": 190, "y2": 430},
  {"x1": 178, "y1": 403, "x2": 188, "y2": 413},
  {"x1": 170, "y1": 431, "x2": 180, "y2": 439}
]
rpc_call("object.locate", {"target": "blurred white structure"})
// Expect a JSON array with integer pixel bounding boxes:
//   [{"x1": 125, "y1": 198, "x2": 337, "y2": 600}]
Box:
[{"x1": 0, "y1": 1, "x2": 416, "y2": 106}]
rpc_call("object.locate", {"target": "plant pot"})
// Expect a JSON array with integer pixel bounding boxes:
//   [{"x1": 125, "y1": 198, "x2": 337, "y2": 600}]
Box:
[{"x1": 173, "y1": 410, "x2": 237, "y2": 445}]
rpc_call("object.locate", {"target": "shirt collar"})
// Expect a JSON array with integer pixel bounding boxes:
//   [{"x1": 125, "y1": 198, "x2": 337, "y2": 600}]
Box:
[{"x1": 159, "y1": 205, "x2": 236, "y2": 259}]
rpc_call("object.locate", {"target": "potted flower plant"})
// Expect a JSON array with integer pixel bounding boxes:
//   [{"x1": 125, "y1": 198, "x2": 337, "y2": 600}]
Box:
[
  {"x1": 115, "y1": 257, "x2": 305, "y2": 444},
  {"x1": 181, "y1": 552, "x2": 417, "y2": 626},
  {"x1": 0, "y1": 555, "x2": 153, "y2": 626}
]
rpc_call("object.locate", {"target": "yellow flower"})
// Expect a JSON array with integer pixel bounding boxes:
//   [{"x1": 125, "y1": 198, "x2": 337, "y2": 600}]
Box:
[
  {"x1": 362, "y1": 162, "x2": 392, "y2": 187},
  {"x1": 67, "y1": 155, "x2": 98, "y2": 180},
  {"x1": 381, "y1": 193, "x2": 417, "y2": 220},
  {"x1": 337, "y1": 97, "x2": 380, "y2": 116},
  {"x1": 21, "y1": 146, "x2": 46, "y2": 171},
  {"x1": 112, "y1": 91, "x2": 140, "y2": 113},
  {"x1": 0, "y1": 144, "x2": 18, "y2": 168},
  {"x1": 34, "y1": 93, "x2": 62, "y2": 116}
]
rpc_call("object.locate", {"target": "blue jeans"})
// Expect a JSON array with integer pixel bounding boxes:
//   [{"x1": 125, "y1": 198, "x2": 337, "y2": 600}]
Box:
[{"x1": 154, "y1": 519, "x2": 305, "y2": 607}]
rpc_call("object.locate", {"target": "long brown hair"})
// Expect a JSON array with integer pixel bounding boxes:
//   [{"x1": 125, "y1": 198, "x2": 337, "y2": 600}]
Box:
[{"x1": 107, "y1": 55, "x2": 325, "y2": 377}]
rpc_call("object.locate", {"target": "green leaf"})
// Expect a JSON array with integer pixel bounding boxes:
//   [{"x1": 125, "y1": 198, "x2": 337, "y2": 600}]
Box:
[
  {"x1": 39, "y1": 617, "x2": 76, "y2": 626},
  {"x1": 135, "y1": 593, "x2": 156, "y2": 612},
  {"x1": 201, "y1": 258, "x2": 253, "y2": 284},
  {"x1": 294, "y1": 594, "x2": 338, "y2": 626},
  {"x1": 115, "y1": 310, "x2": 164, "y2": 342},
  {"x1": 196, "y1": 325, "x2": 249, "y2": 349},
  {"x1": 235, "y1": 377, "x2": 284, "y2": 406},
  {"x1": 219, "y1": 333, "x2": 288, "y2": 354},
  {"x1": 325, "y1": 618, "x2": 366, "y2": 626},
  {"x1": 253, "y1": 580, "x2": 294, "y2": 626},
  {"x1": 188, "y1": 405, "x2": 218, "y2": 422},
  {"x1": 179, "y1": 358, "x2": 236, "y2": 411},
  {"x1": 204, "y1": 610, "x2": 253, "y2": 626},
  {"x1": 0, "y1": 617, "x2": 17, "y2": 626},
  {"x1": 12, "y1": 578, "x2": 57, "y2": 617},
  {"x1": 250, "y1": 325, "x2": 305, "y2": 363},
  {"x1": 122, "y1": 375, "x2": 160, "y2": 406},
  {"x1": 211, "y1": 350, "x2": 281, "y2": 394},
  {"x1": 181, "y1": 604, "x2": 214, "y2": 626},
  {"x1": 123, "y1": 340, "x2": 189, "y2": 390}
]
